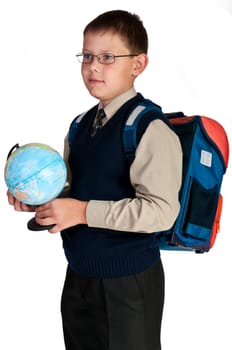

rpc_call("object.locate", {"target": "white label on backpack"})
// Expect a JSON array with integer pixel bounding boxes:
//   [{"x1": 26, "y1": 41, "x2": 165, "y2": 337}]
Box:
[{"x1": 200, "y1": 150, "x2": 212, "y2": 167}]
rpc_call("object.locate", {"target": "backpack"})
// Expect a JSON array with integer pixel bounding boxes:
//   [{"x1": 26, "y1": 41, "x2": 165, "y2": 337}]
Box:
[
  {"x1": 124, "y1": 103, "x2": 229, "y2": 253},
  {"x1": 68, "y1": 103, "x2": 229, "y2": 253}
]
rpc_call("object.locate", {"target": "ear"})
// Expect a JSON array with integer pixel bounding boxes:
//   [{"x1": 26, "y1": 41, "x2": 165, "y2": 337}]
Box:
[{"x1": 132, "y1": 53, "x2": 149, "y2": 77}]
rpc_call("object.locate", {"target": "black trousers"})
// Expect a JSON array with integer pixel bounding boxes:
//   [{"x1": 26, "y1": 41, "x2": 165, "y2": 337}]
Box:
[{"x1": 61, "y1": 260, "x2": 165, "y2": 350}]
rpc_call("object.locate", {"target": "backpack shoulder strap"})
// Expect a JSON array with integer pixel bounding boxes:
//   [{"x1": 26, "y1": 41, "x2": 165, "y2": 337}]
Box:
[
  {"x1": 68, "y1": 111, "x2": 87, "y2": 147},
  {"x1": 123, "y1": 103, "x2": 166, "y2": 163}
]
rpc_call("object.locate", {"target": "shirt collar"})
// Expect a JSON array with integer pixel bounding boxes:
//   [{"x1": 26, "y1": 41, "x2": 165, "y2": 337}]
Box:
[{"x1": 98, "y1": 87, "x2": 137, "y2": 120}]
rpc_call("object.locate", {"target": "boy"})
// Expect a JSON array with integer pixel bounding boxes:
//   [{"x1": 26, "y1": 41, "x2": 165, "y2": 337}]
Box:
[{"x1": 7, "y1": 10, "x2": 182, "y2": 350}]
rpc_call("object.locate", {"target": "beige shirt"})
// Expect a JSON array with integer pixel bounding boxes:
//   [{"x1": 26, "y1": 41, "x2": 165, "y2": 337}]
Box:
[{"x1": 63, "y1": 88, "x2": 182, "y2": 234}]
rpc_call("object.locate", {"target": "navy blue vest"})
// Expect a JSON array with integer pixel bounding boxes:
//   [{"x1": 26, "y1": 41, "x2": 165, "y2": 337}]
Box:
[{"x1": 61, "y1": 93, "x2": 167, "y2": 278}]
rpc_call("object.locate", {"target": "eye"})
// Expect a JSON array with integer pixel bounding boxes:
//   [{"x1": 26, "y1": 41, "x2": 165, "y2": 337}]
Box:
[
  {"x1": 101, "y1": 53, "x2": 114, "y2": 63},
  {"x1": 83, "y1": 53, "x2": 92, "y2": 61}
]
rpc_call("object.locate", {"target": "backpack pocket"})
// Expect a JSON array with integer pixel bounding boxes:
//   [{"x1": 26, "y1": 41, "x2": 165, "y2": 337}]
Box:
[
  {"x1": 183, "y1": 179, "x2": 219, "y2": 239},
  {"x1": 172, "y1": 178, "x2": 220, "y2": 252}
]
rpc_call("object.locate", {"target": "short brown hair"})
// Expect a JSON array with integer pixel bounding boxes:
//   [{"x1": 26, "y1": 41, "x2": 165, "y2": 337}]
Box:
[{"x1": 84, "y1": 10, "x2": 148, "y2": 54}]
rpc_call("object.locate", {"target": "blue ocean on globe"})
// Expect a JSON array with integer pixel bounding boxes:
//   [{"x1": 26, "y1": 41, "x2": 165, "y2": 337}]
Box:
[{"x1": 5, "y1": 143, "x2": 67, "y2": 205}]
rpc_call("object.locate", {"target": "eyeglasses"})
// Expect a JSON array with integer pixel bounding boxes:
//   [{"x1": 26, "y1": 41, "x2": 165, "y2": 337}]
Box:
[{"x1": 76, "y1": 53, "x2": 138, "y2": 65}]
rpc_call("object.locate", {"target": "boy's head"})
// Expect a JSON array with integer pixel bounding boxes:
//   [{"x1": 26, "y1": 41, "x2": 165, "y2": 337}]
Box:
[
  {"x1": 84, "y1": 10, "x2": 148, "y2": 55},
  {"x1": 79, "y1": 10, "x2": 149, "y2": 106}
]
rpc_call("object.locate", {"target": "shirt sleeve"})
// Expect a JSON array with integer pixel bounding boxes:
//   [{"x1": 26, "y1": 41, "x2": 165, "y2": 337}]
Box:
[{"x1": 86, "y1": 119, "x2": 183, "y2": 233}]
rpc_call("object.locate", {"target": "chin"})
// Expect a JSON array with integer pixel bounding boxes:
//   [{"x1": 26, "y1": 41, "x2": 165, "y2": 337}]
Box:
[{"x1": 88, "y1": 88, "x2": 104, "y2": 100}]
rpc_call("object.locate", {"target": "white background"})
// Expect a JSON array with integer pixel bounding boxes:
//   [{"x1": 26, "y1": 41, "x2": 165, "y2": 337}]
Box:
[{"x1": 0, "y1": 0, "x2": 232, "y2": 349}]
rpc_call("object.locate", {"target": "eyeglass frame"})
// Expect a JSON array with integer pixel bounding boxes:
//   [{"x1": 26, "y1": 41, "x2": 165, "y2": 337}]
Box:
[{"x1": 76, "y1": 52, "x2": 139, "y2": 65}]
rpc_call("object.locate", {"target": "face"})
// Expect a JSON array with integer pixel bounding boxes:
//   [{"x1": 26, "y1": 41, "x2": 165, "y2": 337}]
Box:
[{"x1": 81, "y1": 30, "x2": 147, "y2": 107}]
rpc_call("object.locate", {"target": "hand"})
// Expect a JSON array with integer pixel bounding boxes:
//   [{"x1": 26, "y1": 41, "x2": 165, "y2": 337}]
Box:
[
  {"x1": 34, "y1": 198, "x2": 88, "y2": 233},
  {"x1": 7, "y1": 190, "x2": 36, "y2": 212}
]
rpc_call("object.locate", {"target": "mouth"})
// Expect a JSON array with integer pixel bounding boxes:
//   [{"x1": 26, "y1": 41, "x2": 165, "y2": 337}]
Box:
[{"x1": 88, "y1": 77, "x2": 104, "y2": 84}]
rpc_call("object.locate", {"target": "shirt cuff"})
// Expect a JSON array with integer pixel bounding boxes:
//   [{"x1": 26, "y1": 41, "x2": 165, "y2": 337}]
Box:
[{"x1": 86, "y1": 200, "x2": 111, "y2": 228}]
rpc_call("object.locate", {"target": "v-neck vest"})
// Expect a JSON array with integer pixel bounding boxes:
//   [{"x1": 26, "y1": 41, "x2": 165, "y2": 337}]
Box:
[{"x1": 61, "y1": 94, "x2": 165, "y2": 278}]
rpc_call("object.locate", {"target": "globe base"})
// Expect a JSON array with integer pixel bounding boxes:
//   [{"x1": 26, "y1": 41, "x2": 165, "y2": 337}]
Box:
[{"x1": 27, "y1": 217, "x2": 55, "y2": 231}]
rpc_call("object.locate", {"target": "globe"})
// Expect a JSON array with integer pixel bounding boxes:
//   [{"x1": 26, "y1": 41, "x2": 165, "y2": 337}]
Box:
[{"x1": 5, "y1": 143, "x2": 67, "y2": 205}]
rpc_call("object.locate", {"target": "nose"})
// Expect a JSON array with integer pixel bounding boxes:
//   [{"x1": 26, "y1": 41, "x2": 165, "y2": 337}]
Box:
[{"x1": 89, "y1": 57, "x2": 101, "y2": 71}]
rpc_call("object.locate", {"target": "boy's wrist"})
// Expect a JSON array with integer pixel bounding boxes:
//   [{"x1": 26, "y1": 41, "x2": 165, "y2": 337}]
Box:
[{"x1": 80, "y1": 200, "x2": 88, "y2": 225}]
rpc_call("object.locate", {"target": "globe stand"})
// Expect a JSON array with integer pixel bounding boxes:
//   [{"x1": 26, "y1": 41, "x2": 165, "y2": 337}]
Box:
[{"x1": 27, "y1": 217, "x2": 55, "y2": 231}]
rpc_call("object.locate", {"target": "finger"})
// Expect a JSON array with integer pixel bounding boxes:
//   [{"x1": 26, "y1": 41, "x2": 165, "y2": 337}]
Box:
[
  {"x1": 35, "y1": 208, "x2": 51, "y2": 219},
  {"x1": 14, "y1": 200, "x2": 25, "y2": 211},
  {"x1": 36, "y1": 201, "x2": 53, "y2": 211},
  {"x1": 35, "y1": 202, "x2": 53, "y2": 215},
  {"x1": 35, "y1": 216, "x2": 55, "y2": 228},
  {"x1": 21, "y1": 203, "x2": 36, "y2": 212},
  {"x1": 48, "y1": 225, "x2": 60, "y2": 234},
  {"x1": 7, "y1": 191, "x2": 15, "y2": 205}
]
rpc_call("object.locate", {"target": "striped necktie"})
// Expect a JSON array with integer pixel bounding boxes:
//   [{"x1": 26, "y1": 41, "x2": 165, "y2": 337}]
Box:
[{"x1": 91, "y1": 109, "x2": 106, "y2": 137}]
